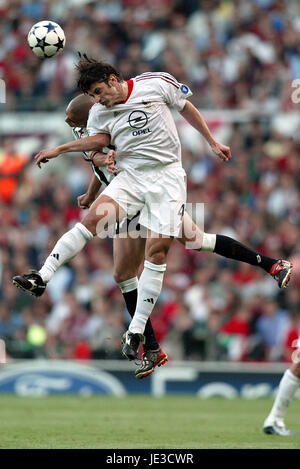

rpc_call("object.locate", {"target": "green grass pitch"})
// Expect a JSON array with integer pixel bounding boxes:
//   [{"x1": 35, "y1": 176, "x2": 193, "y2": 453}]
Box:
[{"x1": 0, "y1": 395, "x2": 299, "y2": 449}]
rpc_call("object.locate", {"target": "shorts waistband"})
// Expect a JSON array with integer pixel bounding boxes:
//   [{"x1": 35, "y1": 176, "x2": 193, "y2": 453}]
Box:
[
  {"x1": 129, "y1": 161, "x2": 182, "y2": 172},
  {"x1": 164, "y1": 162, "x2": 182, "y2": 169}
]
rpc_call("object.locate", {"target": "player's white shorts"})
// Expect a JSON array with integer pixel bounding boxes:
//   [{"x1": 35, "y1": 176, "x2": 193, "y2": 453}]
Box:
[
  {"x1": 114, "y1": 211, "x2": 147, "y2": 237},
  {"x1": 101, "y1": 162, "x2": 186, "y2": 237}
]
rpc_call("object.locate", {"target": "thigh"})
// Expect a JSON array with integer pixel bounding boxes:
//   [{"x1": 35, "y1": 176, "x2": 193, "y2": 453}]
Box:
[
  {"x1": 81, "y1": 194, "x2": 124, "y2": 236},
  {"x1": 101, "y1": 170, "x2": 144, "y2": 221},
  {"x1": 139, "y1": 166, "x2": 187, "y2": 237},
  {"x1": 113, "y1": 235, "x2": 146, "y2": 280}
]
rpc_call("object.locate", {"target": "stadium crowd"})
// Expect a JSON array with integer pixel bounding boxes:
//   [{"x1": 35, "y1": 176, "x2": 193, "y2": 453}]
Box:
[
  {"x1": 0, "y1": 0, "x2": 300, "y2": 363},
  {"x1": 1, "y1": 0, "x2": 300, "y2": 112}
]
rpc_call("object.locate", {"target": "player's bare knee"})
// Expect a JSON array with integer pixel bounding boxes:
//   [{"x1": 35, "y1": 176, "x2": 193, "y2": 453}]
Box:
[
  {"x1": 82, "y1": 196, "x2": 121, "y2": 236},
  {"x1": 82, "y1": 207, "x2": 113, "y2": 235},
  {"x1": 290, "y1": 359, "x2": 300, "y2": 379},
  {"x1": 146, "y1": 238, "x2": 172, "y2": 265},
  {"x1": 147, "y1": 248, "x2": 168, "y2": 265},
  {"x1": 113, "y1": 269, "x2": 136, "y2": 284},
  {"x1": 81, "y1": 215, "x2": 98, "y2": 236}
]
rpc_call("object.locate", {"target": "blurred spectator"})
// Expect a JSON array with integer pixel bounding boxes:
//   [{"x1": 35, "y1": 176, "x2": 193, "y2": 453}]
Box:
[
  {"x1": 0, "y1": 304, "x2": 24, "y2": 338},
  {"x1": 281, "y1": 312, "x2": 300, "y2": 363},
  {"x1": 6, "y1": 327, "x2": 35, "y2": 359},
  {"x1": 255, "y1": 298, "x2": 291, "y2": 361},
  {"x1": 218, "y1": 307, "x2": 251, "y2": 361},
  {"x1": 0, "y1": 0, "x2": 299, "y2": 113},
  {"x1": 0, "y1": 139, "x2": 29, "y2": 203}
]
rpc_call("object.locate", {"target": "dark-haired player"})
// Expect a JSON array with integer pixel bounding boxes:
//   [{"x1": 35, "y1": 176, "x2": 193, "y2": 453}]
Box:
[
  {"x1": 13, "y1": 58, "x2": 293, "y2": 370},
  {"x1": 66, "y1": 94, "x2": 168, "y2": 378}
]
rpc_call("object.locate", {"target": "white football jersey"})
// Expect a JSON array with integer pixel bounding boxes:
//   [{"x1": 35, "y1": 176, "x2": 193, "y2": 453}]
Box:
[
  {"x1": 72, "y1": 127, "x2": 113, "y2": 186},
  {"x1": 87, "y1": 72, "x2": 193, "y2": 171}
]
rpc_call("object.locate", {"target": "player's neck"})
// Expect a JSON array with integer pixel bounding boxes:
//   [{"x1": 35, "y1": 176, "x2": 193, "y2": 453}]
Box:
[{"x1": 115, "y1": 81, "x2": 128, "y2": 105}]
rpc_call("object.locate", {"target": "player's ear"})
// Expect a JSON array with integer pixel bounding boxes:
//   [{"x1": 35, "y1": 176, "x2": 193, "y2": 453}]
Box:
[{"x1": 108, "y1": 74, "x2": 117, "y2": 85}]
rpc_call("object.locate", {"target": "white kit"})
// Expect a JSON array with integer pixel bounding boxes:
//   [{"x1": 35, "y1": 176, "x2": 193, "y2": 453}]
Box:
[{"x1": 87, "y1": 72, "x2": 192, "y2": 236}]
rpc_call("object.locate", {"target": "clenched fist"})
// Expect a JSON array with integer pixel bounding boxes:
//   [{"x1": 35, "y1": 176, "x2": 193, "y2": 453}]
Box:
[
  {"x1": 210, "y1": 142, "x2": 231, "y2": 162},
  {"x1": 77, "y1": 192, "x2": 96, "y2": 209}
]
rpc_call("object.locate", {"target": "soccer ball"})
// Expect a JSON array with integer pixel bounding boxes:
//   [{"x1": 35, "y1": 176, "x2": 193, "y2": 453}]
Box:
[{"x1": 27, "y1": 21, "x2": 66, "y2": 59}]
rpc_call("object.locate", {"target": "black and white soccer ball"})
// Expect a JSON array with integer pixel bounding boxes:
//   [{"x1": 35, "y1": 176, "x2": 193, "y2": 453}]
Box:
[{"x1": 27, "y1": 21, "x2": 66, "y2": 59}]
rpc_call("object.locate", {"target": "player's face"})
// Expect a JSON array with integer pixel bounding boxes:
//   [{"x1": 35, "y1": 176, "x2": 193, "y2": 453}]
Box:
[{"x1": 88, "y1": 76, "x2": 122, "y2": 107}]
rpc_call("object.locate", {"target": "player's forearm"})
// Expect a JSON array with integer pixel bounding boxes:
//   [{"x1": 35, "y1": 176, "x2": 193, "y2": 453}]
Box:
[
  {"x1": 180, "y1": 101, "x2": 217, "y2": 147},
  {"x1": 56, "y1": 135, "x2": 109, "y2": 154},
  {"x1": 87, "y1": 174, "x2": 102, "y2": 197}
]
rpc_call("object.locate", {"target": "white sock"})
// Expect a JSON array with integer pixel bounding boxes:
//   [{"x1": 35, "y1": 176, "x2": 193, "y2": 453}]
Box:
[
  {"x1": 199, "y1": 233, "x2": 216, "y2": 252},
  {"x1": 266, "y1": 369, "x2": 300, "y2": 423},
  {"x1": 128, "y1": 260, "x2": 166, "y2": 335},
  {"x1": 117, "y1": 277, "x2": 138, "y2": 293},
  {"x1": 39, "y1": 222, "x2": 93, "y2": 283}
]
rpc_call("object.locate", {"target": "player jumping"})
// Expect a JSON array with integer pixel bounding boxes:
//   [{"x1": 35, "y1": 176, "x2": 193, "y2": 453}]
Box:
[{"x1": 13, "y1": 59, "x2": 293, "y2": 373}]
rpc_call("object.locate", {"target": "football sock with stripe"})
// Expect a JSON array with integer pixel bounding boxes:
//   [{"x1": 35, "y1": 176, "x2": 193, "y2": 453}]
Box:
[
  {"x1": 201, "y1": 233, "x2": 276, "y2": 272},
  {"x1": 39, "y1": 223, "x2": 93, "y2": 283},
  {"x1": 128, "y1": 261, "x2": 166, "y2": 336},
  {"x1": 117, "y1": 277, "x2": 159, "y2": 351}
]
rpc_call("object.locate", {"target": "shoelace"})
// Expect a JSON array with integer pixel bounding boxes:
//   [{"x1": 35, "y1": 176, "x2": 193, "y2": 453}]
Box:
[{"x1": 135, "y1": 354, "x2": 155, "y2": 369}]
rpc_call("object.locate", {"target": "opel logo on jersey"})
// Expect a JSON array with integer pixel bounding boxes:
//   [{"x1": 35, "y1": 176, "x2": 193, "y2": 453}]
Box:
[{"x1": 128, "y1": 110, "x2": 149, "y2": 129}]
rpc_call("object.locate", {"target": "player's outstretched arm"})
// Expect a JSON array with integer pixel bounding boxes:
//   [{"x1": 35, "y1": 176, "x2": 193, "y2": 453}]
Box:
[
  {"x1": 180, "y1": 101, "x2": 231, "y2": 162},
  {"x1": 34, "y1": 134, "x2": 111, "y2": 168}
]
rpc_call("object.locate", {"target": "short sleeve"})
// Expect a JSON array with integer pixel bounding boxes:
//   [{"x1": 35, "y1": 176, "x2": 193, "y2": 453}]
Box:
[
  {"x1": 86, "y1": 103, "x2": 110, "y2": 136},
  {"x1": 157, "y1": 73, "x2": 193, "y2": 111}
]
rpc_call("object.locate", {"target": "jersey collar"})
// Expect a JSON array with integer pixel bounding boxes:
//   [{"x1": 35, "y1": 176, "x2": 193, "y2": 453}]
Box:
[{"x1": 121, "y1": 79, "x2": 133, "y2": 104}]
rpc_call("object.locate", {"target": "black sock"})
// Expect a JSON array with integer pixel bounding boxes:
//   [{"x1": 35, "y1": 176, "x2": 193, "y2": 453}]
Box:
[
  {"x1": 122, "y1": 289, "x2": 159, "y2": 351},
  {"x1": 214, "y1": 235, "x2": 276, "y2": 273}
]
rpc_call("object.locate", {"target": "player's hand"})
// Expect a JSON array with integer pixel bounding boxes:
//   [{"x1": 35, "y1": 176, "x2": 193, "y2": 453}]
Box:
[
  {"x1": 34, "y1": 148, "x2": 61, "y2": 168},
  {"x1": 105, "y1": 149, "x2": 118, "y2": 175},
  {"x1": 90, "y1": 151, "x2": 107, "y2": 167},
  {"x1": 77, "y1": 192, "x2": 95, "y2": 209},
  {"x1": 210, "y1": 142, "x2": 231, "y2": 162}
]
